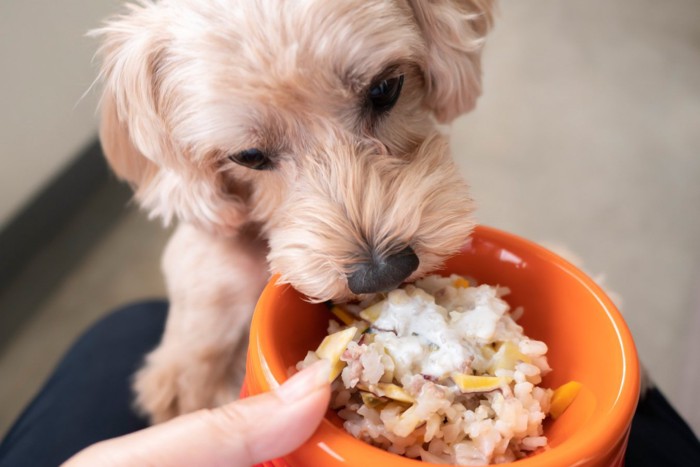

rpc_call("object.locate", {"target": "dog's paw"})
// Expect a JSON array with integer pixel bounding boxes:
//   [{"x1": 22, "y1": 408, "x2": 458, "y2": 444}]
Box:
[
  {"x1": 133, "y1": 350, "x2": 183, "y2": 424},
  {"x1": 133, "y1": 346, "x2": 240, "y2": 424}
]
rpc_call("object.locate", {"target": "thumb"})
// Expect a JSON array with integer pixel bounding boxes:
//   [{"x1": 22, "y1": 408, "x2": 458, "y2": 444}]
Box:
[{"x1": 65, "y1": 360, "x2": 331, "y2": 467}]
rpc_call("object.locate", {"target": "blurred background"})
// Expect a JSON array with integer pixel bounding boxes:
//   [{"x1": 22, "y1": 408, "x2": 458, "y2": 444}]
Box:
[{"x1": 1, "y1": 0, "x2": 699, "y2": 437}]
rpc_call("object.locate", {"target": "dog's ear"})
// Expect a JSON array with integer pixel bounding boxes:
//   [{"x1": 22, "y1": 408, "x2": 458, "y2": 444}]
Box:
[
  {"x1": 92, "y1": 5, "x2": 247, "y2": 236},
  {"x1": 407, "y1": 0, "x2": 495, "y2": 123},
  {"x1": 99, "y1": 91, "x2": 159, "y2": 190},
  {"x1": 92, "y1": 2, "x2": 173, "y2": 189}
]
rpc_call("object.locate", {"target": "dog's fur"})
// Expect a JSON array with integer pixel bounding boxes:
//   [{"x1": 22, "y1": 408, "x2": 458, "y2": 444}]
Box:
[{"x1": 94, "y1": 0, "x2": 495, "y2": 423}]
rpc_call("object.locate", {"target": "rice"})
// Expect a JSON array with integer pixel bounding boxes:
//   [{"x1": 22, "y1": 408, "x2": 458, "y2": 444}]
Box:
[{"x1": 297, "y1": 274, "x2": 554, "y2": 465}]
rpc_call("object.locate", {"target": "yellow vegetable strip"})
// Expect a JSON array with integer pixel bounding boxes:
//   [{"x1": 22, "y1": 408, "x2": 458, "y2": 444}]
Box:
[
  {"x1": 550, "y1": 381, "x2": 582, "y2": 419},
  {"x1": 330, "y1": 306, "x2": 356, "y2": 326},
  {"x1": 315, "y1": 327, "x2": 358, "y2": 382}
]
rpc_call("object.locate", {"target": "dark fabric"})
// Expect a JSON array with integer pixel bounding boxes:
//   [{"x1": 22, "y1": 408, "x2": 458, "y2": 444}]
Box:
[
  {"x1": 0, "y1": 301, "x2": 167, "y2": 467},
  {"x1": 626, "y1": 387, "x2": 700, "y2": 466},
  {"x1": 1, "y1": 300, "x2": 699, "y2": 467}
]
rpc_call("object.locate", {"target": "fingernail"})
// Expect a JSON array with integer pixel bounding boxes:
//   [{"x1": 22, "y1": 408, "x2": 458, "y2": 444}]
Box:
[{"x1": 277, "y1": 360, "x2": 330, "y2": 402}]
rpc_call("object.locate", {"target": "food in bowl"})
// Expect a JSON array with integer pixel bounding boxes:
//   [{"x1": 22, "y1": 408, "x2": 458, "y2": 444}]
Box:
[
  {"x1": 247, "y1": 225, "x2": 640, "y2": 467},
  {"x1": 298, "y1": 274, "x2": 578, "y2": 465}
]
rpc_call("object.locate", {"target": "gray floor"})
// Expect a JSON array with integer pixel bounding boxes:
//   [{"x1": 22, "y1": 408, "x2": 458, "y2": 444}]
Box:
[
  {"x1": 1, "y1": 0, "x2": 699, "y2": 438},
  {"x1": 0, "y1": 185, "x2": 171, "y2": 435}
]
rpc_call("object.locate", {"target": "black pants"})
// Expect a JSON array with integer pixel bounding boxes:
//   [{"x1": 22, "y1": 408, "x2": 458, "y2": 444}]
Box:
[{"x1": 1, "y1": 301, "x2": 698, "y2": 466}]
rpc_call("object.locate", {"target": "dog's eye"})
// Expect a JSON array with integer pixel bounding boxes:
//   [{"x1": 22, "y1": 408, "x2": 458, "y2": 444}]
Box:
[
  {"x1": 368, "y1": 75, "x2": 404, "y2": 113},
  {"x1": 228, "y1": 148, "x2": 272, "y2": 170}
]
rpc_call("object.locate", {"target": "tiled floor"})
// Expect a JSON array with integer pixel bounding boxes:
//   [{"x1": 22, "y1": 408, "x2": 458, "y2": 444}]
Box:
[{"x1": 1, "y1": 0, "x2": 699, "y2": 438}]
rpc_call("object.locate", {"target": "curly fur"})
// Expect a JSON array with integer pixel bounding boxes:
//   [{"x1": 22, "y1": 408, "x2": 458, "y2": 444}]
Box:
[{"x1": 93, "y1": 0, "x2": 495, "y2": 422}]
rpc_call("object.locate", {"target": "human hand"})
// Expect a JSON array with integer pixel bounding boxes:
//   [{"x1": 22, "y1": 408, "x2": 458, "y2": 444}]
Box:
[{"x1": 64, "y1": 360, "x2": 330, "y2": 467}]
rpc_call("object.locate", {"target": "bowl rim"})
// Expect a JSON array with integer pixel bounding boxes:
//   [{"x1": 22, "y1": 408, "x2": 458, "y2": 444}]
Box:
[{"x1": 248, "y1": 225, "x2": 641, "y2": 466}]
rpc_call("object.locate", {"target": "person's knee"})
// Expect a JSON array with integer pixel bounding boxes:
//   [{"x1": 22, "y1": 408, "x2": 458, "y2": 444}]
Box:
[{"x1": 84, "y1": 300, "x2": 167, "y2": 342}]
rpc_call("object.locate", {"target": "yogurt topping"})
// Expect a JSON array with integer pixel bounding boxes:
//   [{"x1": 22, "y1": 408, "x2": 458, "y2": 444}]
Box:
[{"x1": 368, "y1": 275, "x2": 524, "y2": 380}]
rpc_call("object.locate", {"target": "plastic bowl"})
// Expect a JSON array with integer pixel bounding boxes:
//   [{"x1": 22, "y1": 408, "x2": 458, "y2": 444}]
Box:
[{"x1": 242, "y1": 225, "x2": 640, "y2": 466}]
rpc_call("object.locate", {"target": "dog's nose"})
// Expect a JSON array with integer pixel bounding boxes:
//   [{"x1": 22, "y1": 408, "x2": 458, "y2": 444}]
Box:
[{"x1": 347, "y1": 246, "x2": 419, "y2": 294}]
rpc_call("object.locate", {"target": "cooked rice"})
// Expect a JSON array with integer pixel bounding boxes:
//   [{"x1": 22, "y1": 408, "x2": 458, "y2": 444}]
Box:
[{"x1": 298, "y1": 274, "x2": 553, "y2": 465}]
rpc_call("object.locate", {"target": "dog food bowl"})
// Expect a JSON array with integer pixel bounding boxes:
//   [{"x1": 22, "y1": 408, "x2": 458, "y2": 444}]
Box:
[{"x1": 241, "y1": 225, "x2": 640, "y2": 466}]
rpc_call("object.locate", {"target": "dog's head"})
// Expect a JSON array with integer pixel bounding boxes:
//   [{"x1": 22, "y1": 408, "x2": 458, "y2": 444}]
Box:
[{"x1": 94, "y1": 0, "x2": 494, "y2": 301}]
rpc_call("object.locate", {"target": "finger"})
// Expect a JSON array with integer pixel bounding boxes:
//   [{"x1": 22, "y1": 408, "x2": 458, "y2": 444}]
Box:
[{"x1": 65, "y1": 360, "x2": 331, "y2": 467}]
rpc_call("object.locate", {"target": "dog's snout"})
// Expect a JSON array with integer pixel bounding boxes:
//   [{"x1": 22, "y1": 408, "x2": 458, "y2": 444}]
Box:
[{"x1": 347, "y1": 246, "x2": 419, "y2": 294}]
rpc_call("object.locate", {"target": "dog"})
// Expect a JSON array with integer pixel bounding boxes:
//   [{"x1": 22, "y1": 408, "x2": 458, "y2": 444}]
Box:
[{"x1": 93, "y1": 0, "x2": 495, "y2": 424}]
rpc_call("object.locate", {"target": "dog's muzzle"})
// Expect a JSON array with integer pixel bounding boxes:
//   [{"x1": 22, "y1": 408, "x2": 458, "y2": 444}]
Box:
[{"x1": 347, "y1": 246, "x2": 419, "y2": 294}]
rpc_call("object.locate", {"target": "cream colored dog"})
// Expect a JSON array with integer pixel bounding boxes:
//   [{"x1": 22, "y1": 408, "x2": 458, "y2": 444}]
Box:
[{"x1": 94, "y1": 0, "x2": 495, "y2": 424}]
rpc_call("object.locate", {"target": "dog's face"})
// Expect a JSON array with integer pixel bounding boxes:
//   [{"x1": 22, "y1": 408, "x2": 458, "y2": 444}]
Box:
[{"x1": 95, "y1": 0, "x2": 494, "y2": 302}]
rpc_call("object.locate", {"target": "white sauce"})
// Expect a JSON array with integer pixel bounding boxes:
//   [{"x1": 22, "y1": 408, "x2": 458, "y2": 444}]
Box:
[{"x1": 369, "y1": 275, "x2": 521, "y2": 380}]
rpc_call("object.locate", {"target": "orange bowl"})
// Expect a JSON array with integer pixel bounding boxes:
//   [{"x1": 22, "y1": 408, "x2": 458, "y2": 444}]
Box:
[{"x1": 243, "y1": 225, "x2": 640, "y2": 466}]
